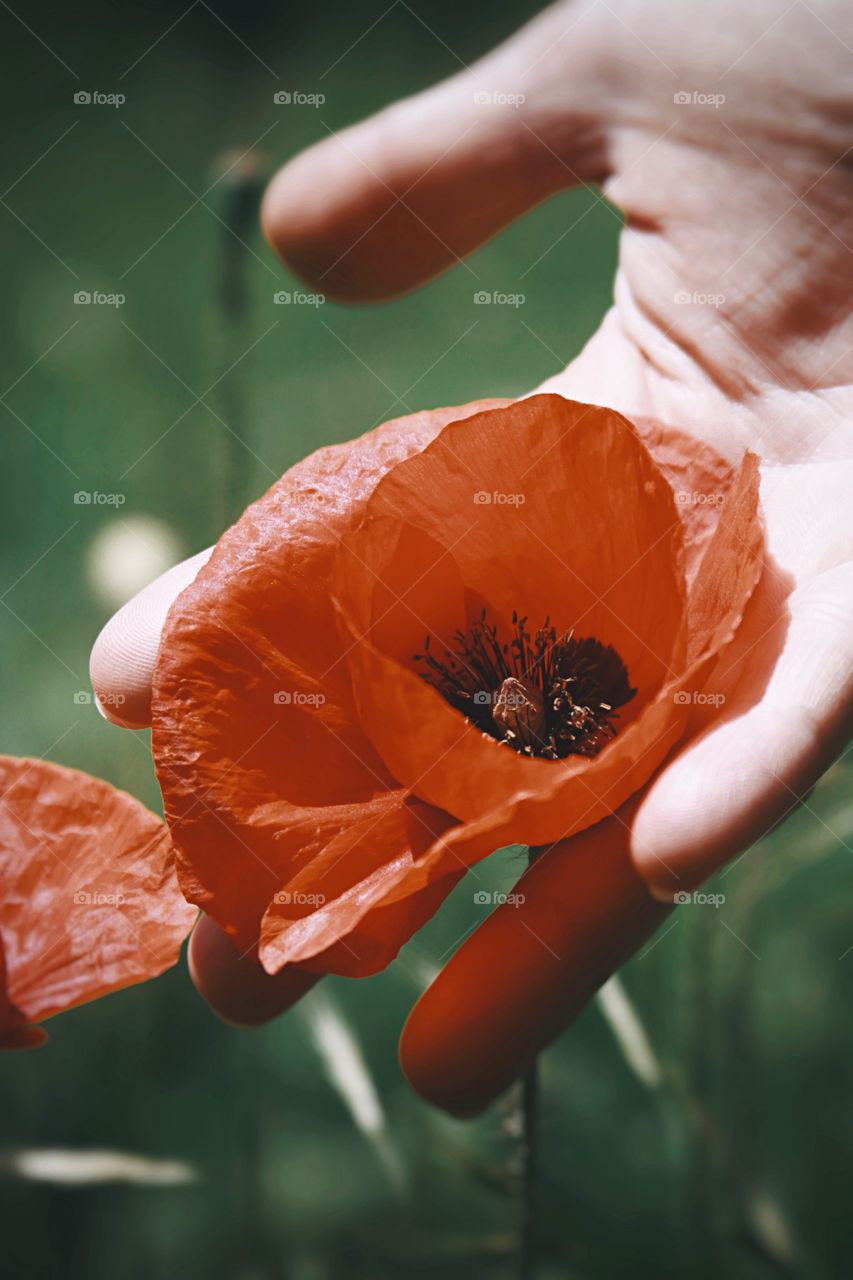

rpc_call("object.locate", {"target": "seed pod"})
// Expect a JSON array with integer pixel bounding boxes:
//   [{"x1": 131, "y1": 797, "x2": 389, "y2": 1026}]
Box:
[{"x1": 492, "y1": 677, "x2": 547, "y2": 751}]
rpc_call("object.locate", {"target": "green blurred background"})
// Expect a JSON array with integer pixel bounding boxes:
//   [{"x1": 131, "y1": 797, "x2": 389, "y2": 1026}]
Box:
[{"x1": 1, "y1": 2, "x2": 851, "y2": 1276}]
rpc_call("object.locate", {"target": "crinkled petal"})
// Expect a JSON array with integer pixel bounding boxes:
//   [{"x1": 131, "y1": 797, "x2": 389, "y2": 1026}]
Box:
[
  {"x1": 0, "y1": 757, "x2": 195, "y2": 1039},
  {"x1": 332, "y1": 396, "x2": 687, "y2": 828},
  {"x1": 259, "y1": 797, "x2": 462, "y2": 974},
  {"x1": 152, "y1": 402, "x2": 501, "y2": 961},
  {"x1": 152, "y1": 394, "x2": 762, "y2": 978},
  {"x1": 343, "y1": 448, "x2": 764, "y2": 889}
]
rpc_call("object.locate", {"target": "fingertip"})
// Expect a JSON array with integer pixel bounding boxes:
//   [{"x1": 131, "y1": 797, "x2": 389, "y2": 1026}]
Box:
[
  {"x1": 260, "y1": 139, "x2": 377, "y2": 300},
  {"x1": 400, "y1": 821, "x2": 669, "y2": 1115},
  {"x1": 628, "y1": 704, "x2": 826, "y2": 900},
  {"x1": 259, "y1": 115, "x2": 459, "y2": 302},
  {"x1": 89, "y1": 549, "x2": 212, "y2": 730},
  {"x1": 89, "y1": 607, "x2": 155, "y2": 729},
  {"x1": 399, "y1": 1002, "x2": 485, "y2": 1119},
  {"x1": 188, "y1": 914, "x2": 319, "y2": 1029},
  {"x1": 260, "y1": 81, "x2": 568, "y2": 301},
  {"x1": 0, "y1": 1024, "x2": 49, "y2": 1051}
]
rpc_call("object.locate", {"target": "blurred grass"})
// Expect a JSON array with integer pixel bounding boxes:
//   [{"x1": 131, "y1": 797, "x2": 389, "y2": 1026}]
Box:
[{"x1": 1, "y1": 2, "x2": 851, "y2": 1278}]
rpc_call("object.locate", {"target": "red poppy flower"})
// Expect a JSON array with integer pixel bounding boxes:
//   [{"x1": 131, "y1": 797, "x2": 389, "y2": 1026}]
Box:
[
  {"x1": 0, "y1": 756, "x2": 196, "y2": 1046},
  {"x1": 152, "y1": 395, "x2": 762, "y2": 984}
]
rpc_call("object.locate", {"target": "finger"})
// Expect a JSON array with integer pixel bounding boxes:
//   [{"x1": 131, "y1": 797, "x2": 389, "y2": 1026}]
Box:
[
  {"x1": 188, "y1": 913, "x2": 320, "y2": 1028},
  {"x1": 400, "y1": 811, "x2": 669, "y2": 1115},
  {"x1": 631, "y1": 558, "x2": 853, "y2": 899},
  {"x1": 89, "y1": 549, "x2": 211, "y2": 729},
  {"x1": 261, "y1": 4, "x2": 614, "y2": 300},
  {"x1": 0, "y1": 1025, "x2": 49, "y2": 1050}
]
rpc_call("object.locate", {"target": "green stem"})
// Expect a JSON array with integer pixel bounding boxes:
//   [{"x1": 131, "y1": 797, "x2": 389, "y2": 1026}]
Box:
[
  {"x1": 213, "y1": 152, "x2": 264, "y2": 529},
  {"x1": 518, "y1": 1053, "x2": 539, "y2": 1280},
  {"x1": 518, "y1": 843, "x2": 543, "y2": 1280}
]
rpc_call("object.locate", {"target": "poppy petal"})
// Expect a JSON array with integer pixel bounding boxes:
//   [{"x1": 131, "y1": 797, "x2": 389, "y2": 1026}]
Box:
[
  {"x1": 682, "y1": 450, "x2": 763, "y2": 662},
  {"x1": 302, "y1": 447, "x2": 762, "y2": 921},
  {"x1": 258, "y1": 797, "x2": 463, "y2": 975},
  {"x1": 152, "y1": 395, "x2": 762, "y2": 980},
  {"x1": 152, "y1": 402, "x2": 502, "y2": 962},
  {"x1": 397, "y1": 452, "x2": 762, "y2": 1113},
  {"x1": 0, "y1": 757, "x2": 196, "y2": 1039},
  {"x1": 631, "y1": 415, "x2": 737, "y2": 583},
  {"x1": 331, "y1": 396, "x2": 687, "y2": 832},
  {"x1": 387, "y1": 448, "x2": 763, "y2": 878}
]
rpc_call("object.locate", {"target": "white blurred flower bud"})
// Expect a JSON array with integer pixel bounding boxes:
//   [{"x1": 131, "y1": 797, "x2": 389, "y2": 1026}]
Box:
[{"x1": 86, "y1": 516, "x2": 182, "y2": 609}]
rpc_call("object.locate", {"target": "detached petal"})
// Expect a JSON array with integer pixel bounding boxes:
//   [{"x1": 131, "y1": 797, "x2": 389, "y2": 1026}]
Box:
[{"x1": 0, "y1": 757, "x2": 195, "y2": 1040}]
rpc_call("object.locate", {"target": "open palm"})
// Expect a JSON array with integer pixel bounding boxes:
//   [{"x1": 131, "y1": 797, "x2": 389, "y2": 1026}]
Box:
[{"x1": 92, "y1": 0, "x2": 853, "y2": 1106}]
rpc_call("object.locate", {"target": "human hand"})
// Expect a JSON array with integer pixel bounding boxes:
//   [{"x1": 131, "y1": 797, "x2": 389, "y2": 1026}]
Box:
[{"x1": 91, "y1": 0, "x2": 853, "y2": 1110}]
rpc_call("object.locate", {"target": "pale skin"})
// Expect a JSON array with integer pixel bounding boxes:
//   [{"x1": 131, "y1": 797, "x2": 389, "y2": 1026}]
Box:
[{"x1": 91, "y1": 0, "x2": 853, "y2": 1026}]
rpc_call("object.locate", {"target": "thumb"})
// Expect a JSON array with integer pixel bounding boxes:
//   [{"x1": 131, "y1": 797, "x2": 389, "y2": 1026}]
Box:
[
  {"x1": 261, "y1": 3, "x2": 615, "y2": 300},
  {"x1": 89, "y1": 548, "x2": 212, "y2": 729}
]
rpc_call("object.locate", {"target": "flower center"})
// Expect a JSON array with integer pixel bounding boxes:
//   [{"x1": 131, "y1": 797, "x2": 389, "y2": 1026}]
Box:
[{"x1": 414, "y1": 611, "x2": 635, "y2": 759}]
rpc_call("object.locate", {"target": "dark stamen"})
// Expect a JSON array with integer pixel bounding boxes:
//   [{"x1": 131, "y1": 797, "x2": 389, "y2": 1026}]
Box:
[{"x1": 414, "y1": 613, "x2": 635, "y2": 759}]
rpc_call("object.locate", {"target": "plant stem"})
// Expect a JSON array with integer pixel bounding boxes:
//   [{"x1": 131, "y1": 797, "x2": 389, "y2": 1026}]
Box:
[
  {"x1": 518, "y1": 1053, "x2": 540, "y2": 1280},
  {"x1": 213, "y1": 151, "x2": 264, "y2": 529},
  {"x1": 518, "y1": 843, "x2": 542, "y2": 1280}
]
